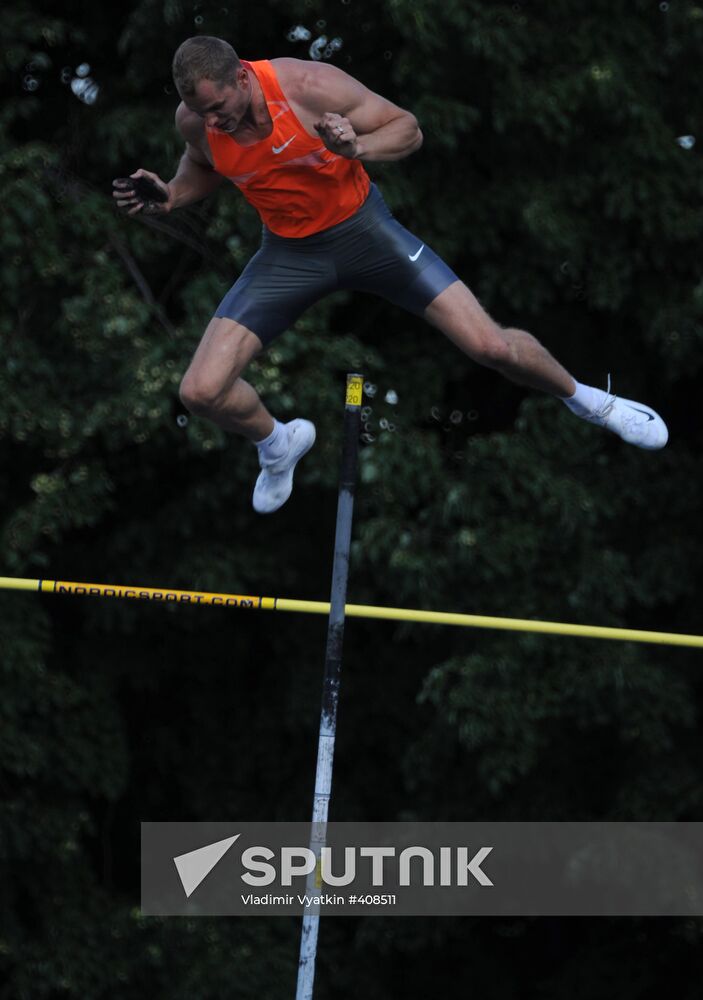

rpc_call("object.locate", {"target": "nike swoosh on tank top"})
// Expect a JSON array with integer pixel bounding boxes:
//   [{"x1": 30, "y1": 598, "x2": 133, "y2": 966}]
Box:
[{"x1": 205, "y1": 60, "x2": 371, "y2": 238}]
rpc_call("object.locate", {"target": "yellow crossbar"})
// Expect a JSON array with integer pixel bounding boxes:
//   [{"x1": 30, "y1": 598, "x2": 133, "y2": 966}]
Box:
[{"x1": 0, "y1": 576, "x2": 700, "y2": 649}]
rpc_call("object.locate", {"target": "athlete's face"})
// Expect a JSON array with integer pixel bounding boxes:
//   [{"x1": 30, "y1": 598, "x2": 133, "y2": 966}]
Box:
[{"x1": 185, "y1": 70, "x2": 252, "y2": 133}]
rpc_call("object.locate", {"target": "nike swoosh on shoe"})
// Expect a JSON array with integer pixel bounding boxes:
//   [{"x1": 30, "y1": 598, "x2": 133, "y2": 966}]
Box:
[{"x1": 625, "y1": 405, "x2": 655, "y2": 422}]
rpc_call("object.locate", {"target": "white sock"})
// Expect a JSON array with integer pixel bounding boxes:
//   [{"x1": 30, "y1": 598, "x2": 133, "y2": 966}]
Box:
[
  {"x1": 561, "y1": 381, "x2": 608, "y2": 417},
  {"x1": 256, "y1": 419, "x2": 289, "y2": 461}
]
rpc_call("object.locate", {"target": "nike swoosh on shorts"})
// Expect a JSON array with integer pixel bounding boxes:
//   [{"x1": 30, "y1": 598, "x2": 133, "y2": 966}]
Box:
[{"x1": 408, "y1": 245, "x2": 425, "y2": 261}]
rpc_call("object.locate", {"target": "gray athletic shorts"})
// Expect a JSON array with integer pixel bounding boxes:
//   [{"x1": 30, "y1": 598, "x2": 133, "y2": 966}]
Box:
[{"x1": 213, "y1": 183, "x2": 459, "y2": 346}]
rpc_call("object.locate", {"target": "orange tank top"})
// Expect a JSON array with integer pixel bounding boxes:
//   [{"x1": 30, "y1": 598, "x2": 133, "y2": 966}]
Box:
[{"x1": 205, "y1": 60, "x2": 370, "y2": 238}]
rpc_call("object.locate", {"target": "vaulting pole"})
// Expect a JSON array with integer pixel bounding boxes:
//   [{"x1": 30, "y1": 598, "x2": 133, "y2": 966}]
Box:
[{"x1": 295, "y1": 373, "x2": 363, "y2": 1000}]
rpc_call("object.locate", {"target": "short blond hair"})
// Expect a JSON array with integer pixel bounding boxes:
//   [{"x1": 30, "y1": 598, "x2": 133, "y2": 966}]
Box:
[{"x1": 172, "y1": 36, "x2": 241, "y2": 96}]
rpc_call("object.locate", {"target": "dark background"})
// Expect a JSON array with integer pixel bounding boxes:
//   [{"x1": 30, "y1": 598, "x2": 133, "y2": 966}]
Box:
[{"x1": 1, "y1": 0, "x2": 702, "y2": 996}]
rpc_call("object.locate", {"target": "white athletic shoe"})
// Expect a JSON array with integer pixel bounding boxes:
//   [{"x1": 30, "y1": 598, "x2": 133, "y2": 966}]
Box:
[
  {"x1": 252, "y1": 418, "x2": 317, "y2": 514},
  {"x1": 573, "y1": 378, "x2": 668, "y2": 450}
]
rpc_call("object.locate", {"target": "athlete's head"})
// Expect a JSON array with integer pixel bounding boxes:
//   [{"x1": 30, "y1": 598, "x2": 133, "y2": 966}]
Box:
[
  {"x1": 172, "y1": 36, "x2": 241, "y2": 95},
  {"x1": 172, "y1": 36, "x2": 250, "y2": 133}
]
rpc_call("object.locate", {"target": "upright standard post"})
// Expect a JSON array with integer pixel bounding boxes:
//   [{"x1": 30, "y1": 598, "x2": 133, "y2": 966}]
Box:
[{"x1": 295, "y1": 373, "x2": 363, "y2": 1000}]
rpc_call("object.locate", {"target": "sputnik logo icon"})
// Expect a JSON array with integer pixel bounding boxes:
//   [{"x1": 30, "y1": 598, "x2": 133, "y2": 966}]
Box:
[{"x1": 173, "y1": 834, "x2": 240, "y2": 897}]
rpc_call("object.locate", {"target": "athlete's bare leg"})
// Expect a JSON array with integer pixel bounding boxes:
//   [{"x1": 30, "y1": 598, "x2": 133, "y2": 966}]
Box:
[
  {"x1": 179, "y1": 317, "x2": 274, "y2": 440},
  {"x1": 180, "y1": 316, "x2": 317, "y2": 512},
  {"x1": 424, "y1": 280, "x2": 576, "y2": 397}
]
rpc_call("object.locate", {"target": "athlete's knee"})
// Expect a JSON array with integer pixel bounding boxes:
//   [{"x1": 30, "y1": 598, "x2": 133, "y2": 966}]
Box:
[
  {"x1": 179, "y1": 371, "x2": 229, "y2": 417},
  {"x1": 179, "y1": 363, "x2": 249, "y2": 417},
  {"x1": 179, "y1": 321, "x2": 258, "y2": 416},
  {"x1": 470, "y1": 327, "x2": 514, "y2": 369}
]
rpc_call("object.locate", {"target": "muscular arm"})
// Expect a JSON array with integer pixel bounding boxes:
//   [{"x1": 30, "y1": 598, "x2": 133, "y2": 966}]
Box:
[
  {"x1": 285, "y1": 60, "x2": 423, "y2": 162},
  {"x1": 168, "y1": 105, "x2": 224, "y2": 209}
]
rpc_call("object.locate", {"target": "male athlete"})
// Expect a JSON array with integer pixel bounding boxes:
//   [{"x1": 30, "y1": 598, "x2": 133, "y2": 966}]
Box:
[{"x1": 113, "y1": 36, "x2": 668, "y2": 514}]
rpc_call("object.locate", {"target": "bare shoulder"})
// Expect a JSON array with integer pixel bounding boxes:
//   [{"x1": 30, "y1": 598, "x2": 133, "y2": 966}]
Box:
[
  {"x1": 270, "y1": 57, "x2": 312, "y2": 89},
  {"x1": 271, "y1": 57, "x2": 367, "y2": 109},
  {"x1": 174, "y1": 101, "x2": 214, "y2": 165},
  {"x1": 175, "y1": 100, "x2": 205, "y2": 142}
]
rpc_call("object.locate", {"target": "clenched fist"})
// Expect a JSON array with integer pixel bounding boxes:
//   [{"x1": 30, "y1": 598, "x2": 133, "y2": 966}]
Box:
[{"x1": 313, "y1": 113, "x2": 359, "y2": 159}]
